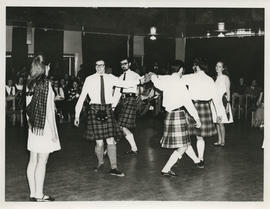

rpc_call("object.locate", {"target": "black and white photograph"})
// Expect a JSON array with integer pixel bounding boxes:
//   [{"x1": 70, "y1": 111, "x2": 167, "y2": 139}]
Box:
[{"x1": 1, "y1": 0, "x2": 269, "y2": 209}]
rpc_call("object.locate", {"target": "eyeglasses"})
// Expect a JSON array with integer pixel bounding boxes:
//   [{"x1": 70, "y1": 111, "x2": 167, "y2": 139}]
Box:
[{"x1": 121, "y1": 62, "x2": 128, "y2": 66}]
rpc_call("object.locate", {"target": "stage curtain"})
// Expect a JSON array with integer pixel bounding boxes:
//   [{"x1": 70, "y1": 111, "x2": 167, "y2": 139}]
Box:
[
  {"x1": 34, "y1": 29, "x2": 64, "y2": 77},
  {"x1": 11, "y1": 27, "x2": 28, "y2": 74},
  {"x1": 185, "y1": 37, "x2": 264, "y2": 87},
  {"x1": 82, "y1": 33, "x2": 128, "y2": 76}
]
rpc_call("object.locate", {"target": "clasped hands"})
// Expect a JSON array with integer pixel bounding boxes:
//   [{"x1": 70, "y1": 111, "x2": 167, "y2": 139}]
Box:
[{"x1": 139, "y1": 72, "x2": 157, "y2": 84}]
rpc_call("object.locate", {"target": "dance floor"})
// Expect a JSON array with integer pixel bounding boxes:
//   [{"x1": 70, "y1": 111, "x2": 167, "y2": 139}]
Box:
[{"x1": 5, "y1": 114, "x2": 264, "y2": 201}]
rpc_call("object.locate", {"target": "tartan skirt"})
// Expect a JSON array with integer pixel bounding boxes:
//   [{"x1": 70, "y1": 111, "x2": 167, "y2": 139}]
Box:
[
  {"x1": 187, "y1": 101, "x2": 217, "y2": 137},
  {"x1": 83, "y1": 104, "x2": 124, "y2": 141},
  {"x1": 116, "y1": 96, "x2": 137, "y2": 129},
  {"x1": 160, "y1": 110, "x2": 190, "y2": 149}
]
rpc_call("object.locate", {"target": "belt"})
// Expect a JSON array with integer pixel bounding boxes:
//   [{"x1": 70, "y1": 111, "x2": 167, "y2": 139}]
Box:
[
  {"x1": 172, "y1": 106, "x2": 186, "y2": 112},
  {"x1": 122, "y1": 93, "x2": 136, "y2": 98},
  {"x1": 192, "y1": 100, "x2": 211, "y2": 104}
]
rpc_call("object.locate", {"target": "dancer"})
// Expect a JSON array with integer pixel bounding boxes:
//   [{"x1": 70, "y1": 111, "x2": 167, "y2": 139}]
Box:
[
  {"x1": 115, "y1": 58, "x2": 141, "y2": 155},
  {"x1": 150, "y1": 60, "x2": 201, "y2": 177},
  {"x1": 181, "y1": 58, "x2": 223, "y2": 168},
  {"x1": 74, "y1": 59, "x2": 141, "y2": 177},
  {"x1": 213, "y1": 61, "x2": 233, "y2": 147},
  {"x1": 26, "y1": 55, "x2": 61, "y2": 202}
]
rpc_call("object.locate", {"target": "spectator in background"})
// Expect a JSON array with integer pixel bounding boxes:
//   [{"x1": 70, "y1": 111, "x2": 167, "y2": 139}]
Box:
[
  {"x1": 53, "y1": 80, "x2": 65, "y2": 122},
  {"x1": 233, "y1": 77, "x2": 246, "y2": 95},
  {"x1": 15, "y1": 76, "x2": 25, "y2": 110},
  {"x1": 245, "y1": 79, "x2": 261, "y2": 98},
  {"x1": 232, "y1": 77, "x2": 247, "y2": 118},
  {"x1": 65, "y1": 80, "x2": 81, "y2": 122},
  {"x1": 245, "y1": 79, "x2": 261, "y2": 112},
  {"x1": 153, "y1": 61, "x2": 159, "y2": 74},
  {"x1": 6, "y1": 78, "x2": 16, "y2": 96}
]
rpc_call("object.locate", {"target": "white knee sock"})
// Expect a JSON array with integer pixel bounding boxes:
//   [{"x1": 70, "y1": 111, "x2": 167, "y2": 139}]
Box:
[
  {"x1": 197, "y1": 138, "x2": 205, "y2": 161},
  {"x1": 125, "y1": 134, "x2": 138, "y2": 152},
  {"x1": 185, "y1": 145, "x2": 200, "y2": 163},
  {"x1": 162, "y1": 150, "x2": 182, "y2": 172}
]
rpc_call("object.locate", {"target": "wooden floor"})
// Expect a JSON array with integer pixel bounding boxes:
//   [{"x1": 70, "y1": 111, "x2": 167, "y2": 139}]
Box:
[{"x1": 5, "y1": 114, "x2": 264, "y2": 201}]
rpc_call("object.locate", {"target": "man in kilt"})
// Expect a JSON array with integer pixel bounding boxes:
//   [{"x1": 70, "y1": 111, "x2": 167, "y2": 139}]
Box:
[
  {"x1": 150, "y1": 60, "x2": 201, "y2": 177},
  {"x1": 114, "y1": 58, "x2": 141, "y2": 155},
  {"x1": 74, "y1": 60, "x2": 140, "y2": 177},
  {"x1": 181, "y1": 58, "x2": 223, "y2": 168}
]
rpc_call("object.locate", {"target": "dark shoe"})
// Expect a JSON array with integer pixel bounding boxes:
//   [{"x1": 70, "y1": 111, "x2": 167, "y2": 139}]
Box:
[
  {"x1": 93, "y1": 163, "x2": 104, "y2": 172},
  {"x1": 161, "y1": 170, "x2": 178, "y2": 177},
  {"x1": 109, "y1": 169, "x2": 125, "y2": 177},
  {"x1": 28, "y1": 197, "x2": 36, "y2": 202},
  {"x1": 125, "y1": 150, "x2": 138, "y2": 156},
  {"x1": 36, "y1": 195, "x2": 55, "y2": 202},
  {"x1": 220, "y1": 144, "x2": 225, "y2": 147},
  {"x1": 196, "y1": 160, "x2": 205, "y2": 168}
]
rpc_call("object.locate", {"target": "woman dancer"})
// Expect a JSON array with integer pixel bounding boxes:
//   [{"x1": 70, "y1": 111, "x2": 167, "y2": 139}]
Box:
[
  {"x1": 150, "y1": 60, "x2": 201, "y2": 176},
  {"x1": 26, "y1": 55, "x2": 61, "y2": 201},
  {"x1": 213, "y1": 61, "x2": 233, "y2": 147}
]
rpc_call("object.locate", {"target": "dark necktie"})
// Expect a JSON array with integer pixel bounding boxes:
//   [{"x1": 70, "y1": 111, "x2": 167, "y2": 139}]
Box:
[
  {"x1": 120, "y1": 72, "x2": 126, "y2": 93},
  {"x1": 100, "y1": 75, "x2": 106, "y2": 104}
]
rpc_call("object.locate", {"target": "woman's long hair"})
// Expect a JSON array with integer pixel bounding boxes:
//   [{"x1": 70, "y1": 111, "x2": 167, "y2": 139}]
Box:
[{"x1": 27, "y1": 55, "x2": 46, "y2": 90}]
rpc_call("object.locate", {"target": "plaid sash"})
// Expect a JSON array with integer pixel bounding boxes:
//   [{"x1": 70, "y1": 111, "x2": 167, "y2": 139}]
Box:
[{"x1": 26, "y1": 79, "x2": 49, "y2": 135}]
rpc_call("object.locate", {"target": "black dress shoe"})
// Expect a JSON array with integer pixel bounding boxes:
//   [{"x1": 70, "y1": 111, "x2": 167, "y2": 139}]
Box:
[
  {"x1": 196, "y1": 160, "x2": 205, "y2": 168},
  {"x1": 36, "y1": 195, "x2": 55, "y2": 202},
  {"x1": 125, "y1": 150, "x2": 138, "y2": 156},
  {"x1": 161, "y1": 170, "x2": 178, "y2": 177},
  {"x1": 28, "y1": 197, "x2": 36, "y2": 202}
]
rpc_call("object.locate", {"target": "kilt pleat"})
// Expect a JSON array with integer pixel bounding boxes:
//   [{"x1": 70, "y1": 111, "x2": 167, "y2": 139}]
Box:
[
  {"x1": 160, "y1": 110, "x2": 190, "y2": 149},
  {"x1": 187, "y1": 101, "x2": 217, "y2": 137},
  {"x1": 83, "y1": 104, "x2": 123, "y2": 141},
  {"x1": 116, "y1": 97, "x2": 137, "y2": 129}
]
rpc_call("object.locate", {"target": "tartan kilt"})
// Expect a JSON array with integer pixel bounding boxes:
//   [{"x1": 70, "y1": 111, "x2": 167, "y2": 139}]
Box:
[
  {"x1": 160, "y1": 110, "x2": 190, "y2": 149},
  {"x1": 187, "y1": 101, "x2": 217, "y2": 137},
  {"x1": 116, "y1": 96, "x2": 137, "y2": 129},
  {"x1": 83, "y1": 104, "x2": 124, "y2": 141}
]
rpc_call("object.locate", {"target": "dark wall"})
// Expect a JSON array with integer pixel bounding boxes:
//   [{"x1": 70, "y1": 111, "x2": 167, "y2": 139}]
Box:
[
  {"x1": 34, "y1": 29, "x2": 64, "y2": 77},
  {"x1": 11, "y1": 27, "x2": 28, "y2": 73},
  {"x1": 185, "y1": 36, "x2": 264, "y2": 89},
  {"x1": 82, "y1": 34, "x2": 128, "y2": 76},
  {"x1": 144, "y1": 37, "x2": 175, "y2": 72}
]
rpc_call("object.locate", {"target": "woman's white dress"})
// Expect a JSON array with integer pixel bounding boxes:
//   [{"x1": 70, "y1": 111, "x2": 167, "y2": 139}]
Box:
[
  {"x1": 214, "y1": 74, "x2": 233, "y2": 123},
  {"x1": 27, "y1": 83, "x2": 61, "y2": 153}
]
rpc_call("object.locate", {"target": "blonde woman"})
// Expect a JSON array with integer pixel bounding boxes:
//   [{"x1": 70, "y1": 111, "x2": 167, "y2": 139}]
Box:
[{"x1": 26, "y1": 55, "x2": 61, "y2": 201}]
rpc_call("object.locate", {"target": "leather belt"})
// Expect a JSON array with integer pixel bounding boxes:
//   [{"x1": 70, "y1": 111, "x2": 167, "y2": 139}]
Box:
[
  {"x1": 172, "y1": 107, "x2": 186, "y2": 112},
  {"x1": 192, "y1": 100, "x2": 211, "y2": 104},
  {"x1": 122, "y1": 93, "x2": 136, "y2": 98}
]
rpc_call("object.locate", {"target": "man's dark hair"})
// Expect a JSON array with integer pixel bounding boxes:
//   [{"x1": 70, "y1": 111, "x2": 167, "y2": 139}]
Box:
[
  {"x1": 193, "y1": 58, "x2": 208, "y2": 72},
  {"x1": 170, "y1": 60, "x2": 185, "y2": 74},
  {"x1": 120, "y1": 57, "x2": 132, "y2": 64}
]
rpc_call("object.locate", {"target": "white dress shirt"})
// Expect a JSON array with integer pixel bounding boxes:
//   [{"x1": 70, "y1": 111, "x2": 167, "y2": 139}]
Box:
[
  {"x1": 6, "y1": 85, "x2": 15, "y2": 96},
  {"x1": 181, "y1": 71, "x2": 224, "y2": 117},
  {"x1": 75, "y1": 73, "x2": 139, "y2": 118},
  {"x1": 151, "y1": 73, "x2": 199, "y2": 120},
  {"x1": 118, "y1": 69, "x2": 141, "y2": 94}
]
